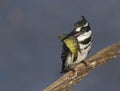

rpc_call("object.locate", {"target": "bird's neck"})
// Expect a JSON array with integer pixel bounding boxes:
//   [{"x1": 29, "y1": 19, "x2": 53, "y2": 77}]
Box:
[{"x1": 76, "y1": 31, "x2": 92, "y2": 42}]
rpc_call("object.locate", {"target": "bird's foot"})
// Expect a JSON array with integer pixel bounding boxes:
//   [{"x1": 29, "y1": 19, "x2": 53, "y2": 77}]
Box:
[{"x1": 81, "y1": 61, "x2": 92, "y2": 69}]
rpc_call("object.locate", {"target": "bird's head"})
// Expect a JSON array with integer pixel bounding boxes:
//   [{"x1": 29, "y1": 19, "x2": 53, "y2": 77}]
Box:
[{"x1": 63, "y1": 16, "x2": 91, "y2": 40}]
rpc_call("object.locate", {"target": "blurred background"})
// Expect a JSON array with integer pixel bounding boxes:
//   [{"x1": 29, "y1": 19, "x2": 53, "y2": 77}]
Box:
[{"x1": 0, "y1": 0, "x2": 120, "y2": 91}]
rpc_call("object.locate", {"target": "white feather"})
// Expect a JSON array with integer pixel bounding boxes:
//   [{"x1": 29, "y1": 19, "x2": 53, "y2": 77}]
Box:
[
  {"x1": 77, "y1": 30, "x2": 92, "y2": 41},
  {"x1": 84, "y1": 22, "x2": 88, "y2": 27},
  {"x1": 65, "y1": 43, "x2": 92, "y2": 67},
  {"x1": 75, "y1": 27, "x2": 81, "y2": 32},
  {"x1": 80, "y1": 42, "x2": 91, "y2": 49},
  {"x1": 75, "y1": 43, "x2": 92, "y2": 63}
]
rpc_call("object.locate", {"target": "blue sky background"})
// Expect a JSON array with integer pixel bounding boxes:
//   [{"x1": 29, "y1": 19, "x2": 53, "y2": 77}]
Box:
[{"x1": 0, "y1": 0, "x2": 120, "y2": 91}]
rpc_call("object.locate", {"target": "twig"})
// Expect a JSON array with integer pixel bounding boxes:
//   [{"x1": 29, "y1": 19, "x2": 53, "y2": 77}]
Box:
[{"x1": 44, "y1": 41, "x2": 120, "y2": 91}]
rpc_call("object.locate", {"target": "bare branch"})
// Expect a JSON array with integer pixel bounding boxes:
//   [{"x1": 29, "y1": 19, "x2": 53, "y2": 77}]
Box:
[{"x1": 44, "y1": 41, "x2": 120, "y2": 91}]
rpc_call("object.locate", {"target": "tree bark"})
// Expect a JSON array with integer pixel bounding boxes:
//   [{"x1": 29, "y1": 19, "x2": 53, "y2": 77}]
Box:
[{"x1": 44, "y1": 41, "x2": 120, "y2": 91}]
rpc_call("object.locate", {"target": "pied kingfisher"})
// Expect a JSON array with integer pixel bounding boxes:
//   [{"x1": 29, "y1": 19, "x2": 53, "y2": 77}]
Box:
[{"x1": 59, "y1": 16, "x2": 92, "y2": 73}]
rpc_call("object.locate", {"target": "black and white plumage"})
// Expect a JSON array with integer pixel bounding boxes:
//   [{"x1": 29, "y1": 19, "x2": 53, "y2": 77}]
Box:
[{"x1": 59, "y1": 16, "x2": 93, "y2": 73}]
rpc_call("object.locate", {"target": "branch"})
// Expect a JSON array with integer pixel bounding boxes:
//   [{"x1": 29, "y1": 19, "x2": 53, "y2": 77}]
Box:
[{"x1": 44, "y1": 41, "x2": 120, "y2": 91}]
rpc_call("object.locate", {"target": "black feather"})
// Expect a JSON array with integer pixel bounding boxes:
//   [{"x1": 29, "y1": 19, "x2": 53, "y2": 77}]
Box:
[{"x1": 80, "y1": 36, "x2": 92, "y2": 44}]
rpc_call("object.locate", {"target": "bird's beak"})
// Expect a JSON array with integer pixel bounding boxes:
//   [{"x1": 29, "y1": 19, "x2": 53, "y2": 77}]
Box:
[{"x1": 62, "y1": 31, "x2": 75, "y2": 40}]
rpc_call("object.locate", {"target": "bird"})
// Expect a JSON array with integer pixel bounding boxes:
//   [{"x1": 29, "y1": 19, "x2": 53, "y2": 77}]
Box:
[{"x1": 59, "y1": 16, "x2": 93, "y2": 73}]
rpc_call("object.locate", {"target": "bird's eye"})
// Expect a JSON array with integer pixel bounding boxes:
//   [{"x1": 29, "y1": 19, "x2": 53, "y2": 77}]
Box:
[
  {"x1": 80, "y1": 27, "x2": 86, "y2": 32},
  {"x1": 83, "y1": 22, "x2": 88, "y2": 27}
]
